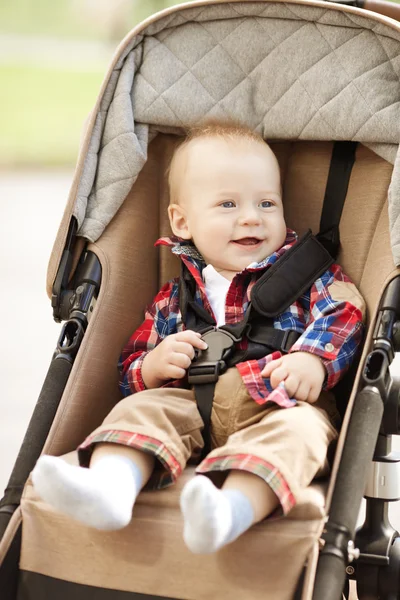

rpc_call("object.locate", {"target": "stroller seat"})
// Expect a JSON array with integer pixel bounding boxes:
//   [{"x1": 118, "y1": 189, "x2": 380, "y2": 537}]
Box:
[{"x1": 19, "y1": 454, "x2": 327, "y2": 600}]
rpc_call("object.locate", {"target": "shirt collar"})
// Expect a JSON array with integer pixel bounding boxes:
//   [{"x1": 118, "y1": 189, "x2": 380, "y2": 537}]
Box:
[
  {"x1": 155, "y1": 229, "x2": 298, "y2": 273},
  {"x1": 155, "y1": 236, "x2": 204, "y2": 261}
]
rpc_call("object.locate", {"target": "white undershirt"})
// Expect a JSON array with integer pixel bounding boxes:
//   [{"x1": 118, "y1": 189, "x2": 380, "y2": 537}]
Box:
[{"x1": 202, "y1": 264, "x2": 231, "y2": 327}]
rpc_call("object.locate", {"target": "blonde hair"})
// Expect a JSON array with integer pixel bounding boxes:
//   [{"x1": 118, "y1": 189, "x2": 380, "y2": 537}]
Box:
[
  {"x1": 168, "y1": 121, "x2": 269, "y2": 204},
  {"x1": 181, "y1": 121, "x2": 265, "y2": 145}
]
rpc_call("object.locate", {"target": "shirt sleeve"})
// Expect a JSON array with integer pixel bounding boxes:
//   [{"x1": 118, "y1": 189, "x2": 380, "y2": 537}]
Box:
[
  {"x1": 118, "y1": 280, "x2": 180, "y2": 397},
  {"x1": 289, "y1": 263, "x2": 365, "y2": 390}
]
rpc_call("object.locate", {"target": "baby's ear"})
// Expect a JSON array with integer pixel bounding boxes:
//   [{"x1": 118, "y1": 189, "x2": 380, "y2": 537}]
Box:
[{"x1": 168, "y1": 204, "x2": 191, "y2": 239}]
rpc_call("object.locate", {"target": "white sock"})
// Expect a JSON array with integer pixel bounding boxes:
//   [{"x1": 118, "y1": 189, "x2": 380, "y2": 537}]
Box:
[
  {"x1": 32, "y1": 454, "x2": 143, "y2": 531},
  {"x1": 180, "y1": 475, "x2": 255, "y2": 554}
]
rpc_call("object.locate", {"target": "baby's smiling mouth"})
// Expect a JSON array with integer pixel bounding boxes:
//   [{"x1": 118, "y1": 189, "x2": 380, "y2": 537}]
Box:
[{"x1": 231, "y1": 237, "x2": 263, "y2": 246}]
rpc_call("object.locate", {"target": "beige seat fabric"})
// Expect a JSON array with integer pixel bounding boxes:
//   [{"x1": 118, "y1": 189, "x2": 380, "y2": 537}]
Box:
[
  {"x1": 17, "y1": 137, "x2": 397, "y2": 599},
  {"x1": 21, "y1": 455, "x2": 326, "y2": 600}
]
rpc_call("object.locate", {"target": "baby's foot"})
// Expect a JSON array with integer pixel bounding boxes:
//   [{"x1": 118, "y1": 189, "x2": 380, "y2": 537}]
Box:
[
  {"x1": 180, "y1": 476, "x2": 233, "y2": 553},
  {"x1": 180, "y1": 475, "x2": 255, "y2": 554},
  {"x1": 32, "y1": 455, "x2": 141, "y2": 530}
]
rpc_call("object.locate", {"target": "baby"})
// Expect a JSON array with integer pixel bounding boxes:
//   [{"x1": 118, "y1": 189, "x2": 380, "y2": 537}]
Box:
[{"x1": 32, "y1": 123, "x2": 365, "y2": 554}]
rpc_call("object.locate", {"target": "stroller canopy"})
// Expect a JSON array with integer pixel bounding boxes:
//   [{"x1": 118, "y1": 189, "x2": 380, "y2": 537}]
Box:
[{"x1": 69, "y1": 0, "x2": 400, "y2": 263}]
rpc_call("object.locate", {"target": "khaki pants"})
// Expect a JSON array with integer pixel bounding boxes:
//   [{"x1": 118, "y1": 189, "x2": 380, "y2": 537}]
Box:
[{"x1": 79, "y1": 368, "x2": 338, "y2": 514}]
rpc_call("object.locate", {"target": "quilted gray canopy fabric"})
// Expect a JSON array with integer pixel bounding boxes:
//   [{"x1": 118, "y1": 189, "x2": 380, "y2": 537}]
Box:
[{"x1": 75, "y1": 1, "x2": 400, "y2": 264}]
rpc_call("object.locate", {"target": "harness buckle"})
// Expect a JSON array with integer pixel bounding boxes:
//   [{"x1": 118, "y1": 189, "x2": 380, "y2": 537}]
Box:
[
  {"x1": 280, "y1": 329, "x2": 291, "y2": 354},
  {"x1": 188, "y1": 328, "x2": 237, "y2": 385},
  {"x1": 188, "y1": 360, "x2": 227, "y2": 384},
  {"x1": 280, "y1": 329, "x2": 300, "y2": 353}
]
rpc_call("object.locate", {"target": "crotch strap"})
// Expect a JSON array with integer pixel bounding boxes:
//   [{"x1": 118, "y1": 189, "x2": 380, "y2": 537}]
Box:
[{"x1": 188, "y1": 327, "x2": 239, "y2": 457}]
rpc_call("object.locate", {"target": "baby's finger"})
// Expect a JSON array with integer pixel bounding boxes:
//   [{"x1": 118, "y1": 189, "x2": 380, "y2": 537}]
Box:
[
  {"x1": 166, "y1": 365, "x2": 187, "y2": 380},
  {"x1": 172, "y1": 341, "x2": 196, "y2": 360},
  {"x1": 176, "y1": 330, "x2": 208, "y2": 349},
  {"x1": 307, "y1": 386, "x2": 321, "y2": 404},
  {"x1": 294, "y1": 381, "x2": 310, "y2": 402},
  {"x1": 170, "y1": 352, "x2": 192, "y2": 370},
  {"x1": 261, "y1": 358, "x2": 283, "y2": 378},
  {"x1": 269, "y1": 366, "x2": 288, "y2": 389},
  {"x1": 282, "y1": 374, "x2": 300, "y2": 399}
]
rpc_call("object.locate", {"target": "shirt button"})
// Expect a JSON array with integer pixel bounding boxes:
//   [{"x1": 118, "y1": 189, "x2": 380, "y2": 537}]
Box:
[{"x1": 325, "y1": 343, "x2": 335, "y2": 353}]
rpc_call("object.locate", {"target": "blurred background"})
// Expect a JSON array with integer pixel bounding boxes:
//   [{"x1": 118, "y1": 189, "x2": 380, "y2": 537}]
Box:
[
  {"x1": 0, "y1": 0, "x2": 179, "y2": 493},
  {"x1": 0, "y1": 0, "x2": 179, "y2": 169},
  {"x1": 1, "y1": 0, "x2": 400, "y2": 561}
]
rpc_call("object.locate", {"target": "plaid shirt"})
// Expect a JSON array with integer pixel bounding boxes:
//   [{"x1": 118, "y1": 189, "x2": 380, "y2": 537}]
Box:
[{"x1": 119, "y1": 229, "x2": 364, "y2": 407}]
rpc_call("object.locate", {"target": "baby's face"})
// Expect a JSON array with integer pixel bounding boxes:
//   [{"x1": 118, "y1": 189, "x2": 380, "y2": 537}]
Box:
[{"x1": 168, "y1": 136, "x2": 286, "y2": 280}]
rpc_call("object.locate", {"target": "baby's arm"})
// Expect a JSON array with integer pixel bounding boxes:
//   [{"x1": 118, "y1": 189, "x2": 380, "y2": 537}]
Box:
[
  {"x1": 261, "y1": 263, "x2": 365, "y2": 402},
  {"x1": 119, "y1": 280, "x2": 206, "y2": 395}
]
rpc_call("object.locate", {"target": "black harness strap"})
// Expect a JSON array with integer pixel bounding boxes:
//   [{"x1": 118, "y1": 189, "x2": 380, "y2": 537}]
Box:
[
  {"x1": 178, "y1": 267, "x2": 215, "y2": 331},
  {"x1": 316, "y1": 141, "x2": 358, "y2": 259},
  {"x1": 194, "y1": 383, "x2": 215, "y2": 455},
  {"x1": 250, "y1": 230, "x2": 333, "y2": 317}
]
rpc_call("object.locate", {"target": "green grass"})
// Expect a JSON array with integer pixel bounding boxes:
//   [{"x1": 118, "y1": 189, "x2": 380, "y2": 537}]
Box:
[
  {"x1": 0, "y1": 0, "x2": 181, "y2": 41},
  {"x1": 0, "y1": 0, "x2": 103, "y2": 40},
  {"x1": 0, "y1": 64, "x2": 104, "y2": 167},
  {"x1": 0, "y1": 0, "x2": 181, "y2": 167}
]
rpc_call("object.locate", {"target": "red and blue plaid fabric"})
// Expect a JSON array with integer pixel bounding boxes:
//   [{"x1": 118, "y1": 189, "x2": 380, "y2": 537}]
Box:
[
  {"x1": 119, "y1": 229, "x2": 364, "y2": 407},
  {"x1": 196, "y1": 453, "x2": 296, "y2": 515}
]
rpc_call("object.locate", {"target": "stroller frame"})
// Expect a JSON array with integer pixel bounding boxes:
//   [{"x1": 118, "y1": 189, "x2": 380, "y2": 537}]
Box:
[{"x1": 316, "y1": 274, "x2": 400, "y2": 599}]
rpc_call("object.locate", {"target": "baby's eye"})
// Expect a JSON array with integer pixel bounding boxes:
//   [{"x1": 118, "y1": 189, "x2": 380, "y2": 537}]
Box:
[
  {"x1": 220, "y1": 201, "x2": 235, "y2": 208},
  {"x1": 260, "y1": 200, "x2": 274, "y2": 208}
]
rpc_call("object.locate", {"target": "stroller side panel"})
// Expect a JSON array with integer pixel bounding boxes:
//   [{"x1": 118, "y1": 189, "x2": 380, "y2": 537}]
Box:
[{"x1": 42, "y1": 140, "x2": 165, "y2": 458}]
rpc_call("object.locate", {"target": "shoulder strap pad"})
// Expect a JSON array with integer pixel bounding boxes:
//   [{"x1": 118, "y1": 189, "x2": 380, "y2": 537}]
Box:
[
  {"x1": 251, "y1": 230, "x2": 334, "y2": 318},
  {"x1": 179, "y1": 263, "x2": 215, "y2": 330}
]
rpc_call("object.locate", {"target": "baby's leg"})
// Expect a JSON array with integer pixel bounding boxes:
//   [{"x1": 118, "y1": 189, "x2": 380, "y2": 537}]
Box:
[
  {"x1": 33, "y1": 386, "x2": 203, "y2": 531},
  {"x1": 180, "y1": 470, "x2": 278, "y2": 554},
  {"x1": 181, "y1": 396, "x2": 338, "y2": 553},
  {"x1": 223, "y1": 469, "x2": 279, "y2": 520},
  {"x1": 32, "y1": 444, "x2": 154, "y2": 531}
]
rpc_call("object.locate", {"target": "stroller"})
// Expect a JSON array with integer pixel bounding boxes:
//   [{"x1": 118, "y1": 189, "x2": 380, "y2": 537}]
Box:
[{"x1": 2, "y1": 0, "x2": 400, "y2": 598}]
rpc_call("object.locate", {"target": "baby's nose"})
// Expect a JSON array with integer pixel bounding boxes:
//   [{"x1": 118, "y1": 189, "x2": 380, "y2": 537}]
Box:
[{"x1": 238, "y1": 209, "x2": 261, "y2": 225}]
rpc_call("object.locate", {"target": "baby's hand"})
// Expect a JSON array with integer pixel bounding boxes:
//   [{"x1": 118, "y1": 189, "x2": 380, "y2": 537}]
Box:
[
  {"x1": 261, "y1": 352, "x2": 326, "y2": 403},
  {"x1": 141, "y1": 331, "x2": 208, "y2": 389}
]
